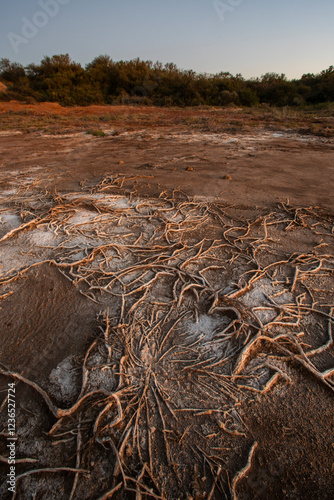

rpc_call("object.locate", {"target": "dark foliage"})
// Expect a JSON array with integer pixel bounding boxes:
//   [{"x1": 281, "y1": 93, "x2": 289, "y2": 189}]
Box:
[{"x1": 0, "y1": 55, "x2": 333, "y2": 107}]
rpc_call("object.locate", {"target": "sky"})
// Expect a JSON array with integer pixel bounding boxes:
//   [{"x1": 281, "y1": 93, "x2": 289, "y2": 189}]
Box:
[{"x1": 0, "y1": 0, "x2": 333, "y2": 79}]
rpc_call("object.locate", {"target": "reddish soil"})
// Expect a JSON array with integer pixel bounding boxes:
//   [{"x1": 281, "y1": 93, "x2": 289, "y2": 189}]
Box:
[
  {"x1": 0, "y1": 122, "x2": 333, "y2": 210},
  {"x1": 0, "y1": 103, "x2": 333, "y2": 500}
]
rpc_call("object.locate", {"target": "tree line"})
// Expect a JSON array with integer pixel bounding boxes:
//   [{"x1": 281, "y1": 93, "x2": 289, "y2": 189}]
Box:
[{"x1": 0, "y1": 54, "x2": 333, "y2": 108}]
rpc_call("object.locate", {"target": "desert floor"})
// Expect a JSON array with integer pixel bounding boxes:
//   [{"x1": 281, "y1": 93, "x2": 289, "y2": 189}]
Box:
[{"x1": 0, "y1": 103, "x2": 333, "y2": 499}]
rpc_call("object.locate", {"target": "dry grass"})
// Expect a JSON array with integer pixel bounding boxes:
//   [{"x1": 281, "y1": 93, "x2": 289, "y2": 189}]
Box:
[{"x1": 0, "y1": 102, "x2": 333, "y2": 137}]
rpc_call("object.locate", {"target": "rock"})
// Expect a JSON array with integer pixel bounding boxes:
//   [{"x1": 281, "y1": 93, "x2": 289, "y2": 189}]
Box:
[{"x1": 222, "y1": 174, "x2": 232, "y2": 180}]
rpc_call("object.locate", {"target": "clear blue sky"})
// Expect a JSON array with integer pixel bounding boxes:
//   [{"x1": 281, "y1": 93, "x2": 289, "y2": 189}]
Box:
[{"x1": 1, "y1": 0, "x2": 333, "y2": 79}]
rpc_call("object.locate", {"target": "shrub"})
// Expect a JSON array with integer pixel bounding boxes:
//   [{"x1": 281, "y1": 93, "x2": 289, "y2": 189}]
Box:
[{"x1": 87, "y1": 129, "x2": 106, "y2": 137}]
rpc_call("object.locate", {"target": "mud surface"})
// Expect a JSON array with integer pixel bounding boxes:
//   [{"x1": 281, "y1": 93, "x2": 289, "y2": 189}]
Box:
[
  {"x1": 0, "y1": 126, "x2": 333, "y2": 210},
  {"x1": 0, "y1": 104, "x2": 333, "y2": 499}
]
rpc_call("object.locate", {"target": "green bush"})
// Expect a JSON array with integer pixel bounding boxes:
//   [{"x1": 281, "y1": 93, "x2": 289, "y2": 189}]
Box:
[
  {"x1": 87, "y1": 129, "x2": 106, "y2": 137},
  {"x1": 1, "y1": 55, "x2": 334, "y2": 108}
]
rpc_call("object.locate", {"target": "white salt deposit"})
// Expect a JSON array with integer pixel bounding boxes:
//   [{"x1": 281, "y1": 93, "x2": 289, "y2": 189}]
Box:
[
  {"x1": 187, "y1": 314, "x2": 231, "y2": 343},
  {"x1": 49, "y1": 357, "x2": 78, "y2": 402},
  {"x1": 67, "y1": 210, "x2": 97, "y2": 226},
  {"x1": 0, "y1": 189, "x2": 18, "y2": 197},
  {"x1": 28, "y1": 228, "x2": 60, "y2": 247},
  {"x1": 188, "y1": 314, "x2": 222, "y2": 339},
  {"x1": 0, "y1": 212, "x2": 22, "y2": 229},
  {"x1": 0, "y1": 131, "x2": 23, "y2": 136},
  {"x1": 241, "y1": 278, "x2": 293, "y2": 308}
]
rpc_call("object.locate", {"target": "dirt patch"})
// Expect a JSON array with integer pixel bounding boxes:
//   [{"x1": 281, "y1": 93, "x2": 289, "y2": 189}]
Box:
[
  {"x1": 0, "y1": 263, "x2": 98, "y2": 383},
  {"x1": 0, "y1": 126, "x2": 333, "y2": 210},
  {"x1": 0, "y1": 111, "x2": 333, "y2": 499}
]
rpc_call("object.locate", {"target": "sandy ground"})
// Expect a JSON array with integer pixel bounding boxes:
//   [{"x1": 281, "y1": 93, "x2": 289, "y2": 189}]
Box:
[
  {"x1": 0, "y1": 104, "x2": 333, "y2": 499},
  {"x1": 0, "y1": 105, "x2": 333, "y2": 209}
]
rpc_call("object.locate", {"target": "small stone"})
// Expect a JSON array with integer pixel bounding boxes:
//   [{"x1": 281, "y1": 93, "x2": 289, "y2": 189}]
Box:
[
  {"x1": 186, "y1": 167, "x2": 194, "y2": 171},
  {"x1": 119, "y1": 160, "x2": 124, "y2": 164},
  {"x1": 222, "y1": 174, "x2": 232, "y2": 180}
]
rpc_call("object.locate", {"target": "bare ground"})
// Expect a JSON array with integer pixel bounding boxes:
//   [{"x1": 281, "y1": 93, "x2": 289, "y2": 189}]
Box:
[{"x1": 0, "y1": 103, "x2": 333, "y2": 499}]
